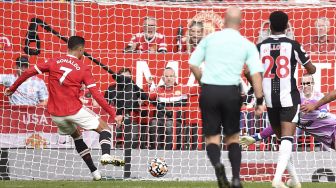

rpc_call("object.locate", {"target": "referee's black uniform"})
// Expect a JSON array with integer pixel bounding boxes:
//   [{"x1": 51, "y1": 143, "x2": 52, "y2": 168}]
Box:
[
  {"x1": 188, "y1": 29, "x2": 264, "y2": 137},
  {"x1": 188, "y1": 26, "x2": 264, "y2": 188}
]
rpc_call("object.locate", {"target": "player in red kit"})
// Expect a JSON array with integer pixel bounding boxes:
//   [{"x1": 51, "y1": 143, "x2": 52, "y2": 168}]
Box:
[
  {"x1": 148, "y1": 67, "x2": 199, "y2": 150},
  {"x1": 124, "y1": 17, "x2": 167, "y2": 53},
  {"x1": 5, "y1": 36, "x2": 124, "y2": 180}
]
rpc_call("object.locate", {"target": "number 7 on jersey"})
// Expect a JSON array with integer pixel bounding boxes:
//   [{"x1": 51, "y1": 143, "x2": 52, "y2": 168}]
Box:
[{"x1": 59, "y1": 66, "x2": 73, "y2": 84}]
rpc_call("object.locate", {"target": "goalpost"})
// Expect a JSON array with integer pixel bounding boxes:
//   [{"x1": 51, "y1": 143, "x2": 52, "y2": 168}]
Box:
[{"x1": 0, "y1": 1, "x2": 335, "y2": 182}]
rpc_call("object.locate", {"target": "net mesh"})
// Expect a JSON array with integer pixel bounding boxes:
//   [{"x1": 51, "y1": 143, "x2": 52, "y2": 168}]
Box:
[{"x1": 0, "y1": 1, "x2": 335, "y2": 182}]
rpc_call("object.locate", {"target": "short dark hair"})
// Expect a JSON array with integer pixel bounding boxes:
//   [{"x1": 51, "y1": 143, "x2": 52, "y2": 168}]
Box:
[
  {"x1": 117, "y1": 67, "x2": 131, "y2": 75},
  {"x1": 15, "y1": 56, "x2": 29, "y2": 67},
  {"x1": 68, "y1": 36, "x2": 85, "y2": 50},
  {"x1": 165, "y1": 67, "x2": 174, "y2": 71},
  {"x1": 269, "y1": 11, "x2": 288, "y2": 32}
]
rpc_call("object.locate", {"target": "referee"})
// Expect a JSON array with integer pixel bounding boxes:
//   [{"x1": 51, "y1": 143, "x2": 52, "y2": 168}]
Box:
[{"x1": 189, "y1": 7, "x2": 264, "y2": 188}]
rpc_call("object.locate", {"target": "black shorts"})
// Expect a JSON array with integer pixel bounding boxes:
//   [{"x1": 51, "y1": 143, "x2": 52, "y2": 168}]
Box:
[
  {"x1": 200, "y1": 84, "x2": 242, "y2": 136},
  {"x1": 266, "y1": 105, "x2": 300, "y2": 128}
]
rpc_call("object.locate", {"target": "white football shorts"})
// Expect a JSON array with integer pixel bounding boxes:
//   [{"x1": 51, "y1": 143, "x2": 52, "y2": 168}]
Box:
[{"x1": 51, "y1": 106, "x2": 100, "y2": 135}]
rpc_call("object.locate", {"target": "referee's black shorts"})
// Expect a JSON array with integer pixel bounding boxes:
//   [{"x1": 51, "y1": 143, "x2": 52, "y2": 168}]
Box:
[{"x1": 200, "y1": 84, "x2": 242, "y2": 136}]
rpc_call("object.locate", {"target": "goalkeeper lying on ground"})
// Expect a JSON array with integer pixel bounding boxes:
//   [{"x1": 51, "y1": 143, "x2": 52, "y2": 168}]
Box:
[{"x1": 241, "y1": 74, "x2": 336, "y2": 150}]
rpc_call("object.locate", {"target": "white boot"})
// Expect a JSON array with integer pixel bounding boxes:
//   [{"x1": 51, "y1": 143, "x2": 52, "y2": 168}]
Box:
[
  {"x1": 91, "y1": 170, "x2": 102, "y2": 181},
  {"x1": 100, "y1": 154, "x2": 125, "y2": 166},
  {"x1": 286, "y1": 179, "x2": 302, "y2": 188}
]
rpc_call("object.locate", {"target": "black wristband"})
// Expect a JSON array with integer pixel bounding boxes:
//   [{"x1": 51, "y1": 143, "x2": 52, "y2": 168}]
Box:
[{"x1": 256, "y1": 98, "x2": 263, "y2": 105}]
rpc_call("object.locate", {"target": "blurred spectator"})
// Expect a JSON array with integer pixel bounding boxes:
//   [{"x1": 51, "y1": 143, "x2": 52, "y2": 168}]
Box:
[
  {"x1": 177, "y1": 21, "x2": 204, "y2": 53},
  {"x1": 304, "y1": 17, "x2": 335, "y2": 53},
  {"x1": 148, "y1": 67, "x2": 198, "y2": 150},
  {"x1": 0, "y1": 56, "x2": 48, "y2": 105},
  {"x1": 258, "y1": 20, "x2": 294, "y2": 43},
  {"x1": 0, "y1": 36, "x2": 11, "y2": 52},
  {"x1": 124, "y1": 16, "x2": 167, "y2": 53},
  {"x1": 104, "y1": 67, "x2": 148, "y2": 148}
]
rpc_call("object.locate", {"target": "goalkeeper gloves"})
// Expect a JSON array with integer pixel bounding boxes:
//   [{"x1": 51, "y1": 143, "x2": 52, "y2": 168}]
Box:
[
  {"x1": 317, "y1": 109, "x2": 328, "y2": 119},
  {"x1": 240, "y1": 135, "x2": 256, "y2": 149}
]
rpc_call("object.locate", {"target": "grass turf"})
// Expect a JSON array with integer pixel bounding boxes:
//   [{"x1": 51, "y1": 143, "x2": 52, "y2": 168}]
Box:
[{"x1": 0, "y1": 181, "x2": 335, "y2": 188}]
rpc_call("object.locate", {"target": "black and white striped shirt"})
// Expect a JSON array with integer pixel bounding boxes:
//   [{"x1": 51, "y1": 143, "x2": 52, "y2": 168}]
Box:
[{"x1": 257, "y1": 35, "x2": 310, "y2": 108}]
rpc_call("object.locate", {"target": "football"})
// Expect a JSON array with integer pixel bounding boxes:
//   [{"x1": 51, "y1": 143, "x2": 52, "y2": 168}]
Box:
[{"x1": 148, "y1": 158, "x2": 168, "y2": 177}]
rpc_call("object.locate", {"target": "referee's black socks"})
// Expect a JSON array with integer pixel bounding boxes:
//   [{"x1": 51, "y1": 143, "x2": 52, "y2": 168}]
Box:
[
  {"x1": 228, "y1": 143, "x2": 241, "y2": 180},
  {"x1": 207, "y1": 143, "x2": 229, "y2": 187},
  {"x1": 206, "y1": 143, "x2": 221, "y2": 167}
]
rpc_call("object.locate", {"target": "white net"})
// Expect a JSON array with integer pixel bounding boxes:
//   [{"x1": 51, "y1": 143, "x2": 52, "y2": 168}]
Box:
[{"x1": 0, "y1": 1, "x2": 336, "y2": 183}]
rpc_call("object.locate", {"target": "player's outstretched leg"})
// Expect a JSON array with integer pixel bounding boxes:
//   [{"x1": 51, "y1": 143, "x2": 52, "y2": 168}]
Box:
[
  {"x1": 240, "y1": 126, "x2": 277, "y2": 148},
  {"x1": 71, "y1": 130, "x2": 101, "y2": 180},
  {"x1": 96, "y1": 119, "x2": 125, "y2": 166},
  {"x1": 206, "y1": 138, "x2": 230, "y2": 188}
]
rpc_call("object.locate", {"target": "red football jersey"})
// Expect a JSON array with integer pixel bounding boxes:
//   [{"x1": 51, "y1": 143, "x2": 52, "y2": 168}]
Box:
[
  {"x1": 149, "y1": 84, "x2": 199, "y2": 103},
  {"x1": 128, "y1": 32, "x2": 167, "y2": 53},
  {"x1": 9, "y1": 54, "x2": 116, "y2": 117}
]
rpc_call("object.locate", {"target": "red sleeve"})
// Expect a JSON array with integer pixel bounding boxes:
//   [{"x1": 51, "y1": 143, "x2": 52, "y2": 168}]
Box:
[
  {"x1": 83, "y1": 68, "x2": 116, "y2": 118},
  {"x1": 148, "y1": 87, "x2": 158, "y2": 101},
  {"x1": 9, "y1": 59, "x2": 50, "y2": 93},
  {"x1": 35, "y1": 59, "x2": 51, "y2": 73},
  {"x1": 149, "y1": 92, "x2": 157, "y2": 101},
  {"x1": 89, "y1": 87, "x2": 116, "y2": 118},
  {"x1": 183, "y1": 85, "x2": 199, "y2": 96},
  {"x1": 189, "y1": 86, "x2": 199, "y2": 96},
  {"x1": 83, "y1": 67, "x2": 96, "y2": 86},
  {"x1": 8, "y1": 66, "x2": 39, "y2": 93},
  {"x1": 128, "y1": 34, "x2": 139, "y2": 46}
]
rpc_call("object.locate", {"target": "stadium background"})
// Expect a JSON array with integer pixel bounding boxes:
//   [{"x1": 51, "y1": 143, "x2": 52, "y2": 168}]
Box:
[{"x1": 0, "y1": 1, "x2": 336, "y2": 184}]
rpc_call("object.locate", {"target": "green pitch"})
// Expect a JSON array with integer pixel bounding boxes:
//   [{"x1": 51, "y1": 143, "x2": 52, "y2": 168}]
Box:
[{"x1": 0, "y1": 181, "x2": 335, "y2": 188}]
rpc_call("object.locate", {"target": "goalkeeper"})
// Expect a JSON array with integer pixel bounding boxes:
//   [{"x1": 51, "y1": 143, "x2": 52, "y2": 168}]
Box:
[
  {"x1": 104, "y1": 67, "x2": 149, "y2": 149},
  {"x1": 241, "y1": 74, "x2": 335, "y2": 150}
]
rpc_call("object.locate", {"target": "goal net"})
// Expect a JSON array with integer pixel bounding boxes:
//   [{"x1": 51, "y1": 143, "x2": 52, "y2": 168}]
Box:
[{"x1": 0, "y1": 1, "x2": 335, "y2": 182}]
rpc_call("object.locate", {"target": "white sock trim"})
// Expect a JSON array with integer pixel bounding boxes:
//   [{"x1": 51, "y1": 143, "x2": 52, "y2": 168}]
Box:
[
  {"x1": 74, "y1": 135, "x2": 83, "y2": 141},
  {"x1": 99, "y1": 140, "x2": 111, "y2": 145},
  {"x1": 79, "y1": 148, "x2": 90, "y2": 157}
]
